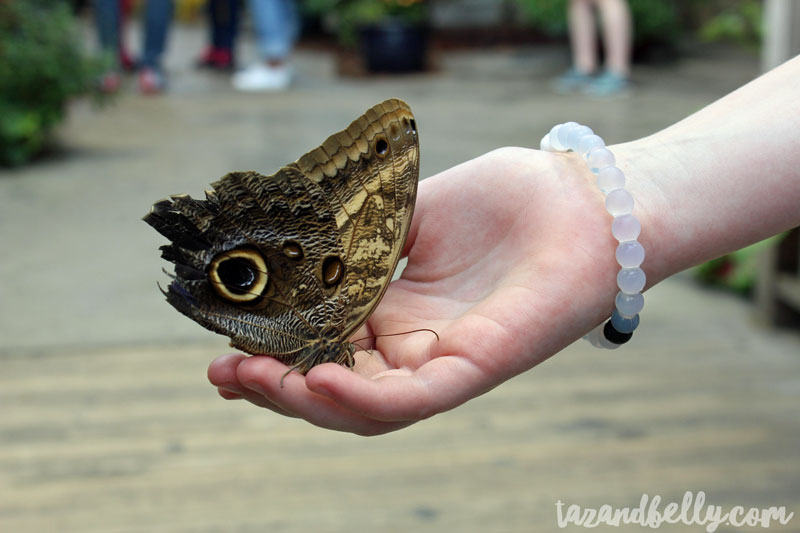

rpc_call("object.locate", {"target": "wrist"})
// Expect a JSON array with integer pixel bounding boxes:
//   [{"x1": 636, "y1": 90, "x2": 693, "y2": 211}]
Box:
[{"x1": 609, "y1": 137, "x2": 679, "y2": 290}]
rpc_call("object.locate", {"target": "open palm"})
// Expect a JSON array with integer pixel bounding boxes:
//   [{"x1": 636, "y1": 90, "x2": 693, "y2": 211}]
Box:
[{"x1": 208, "y1": 147, "x2": 630, "y2": 435}]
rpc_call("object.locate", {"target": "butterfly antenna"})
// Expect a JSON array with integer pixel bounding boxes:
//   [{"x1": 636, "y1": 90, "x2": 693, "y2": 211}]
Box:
[{"x1": 352, "y1": 328, "x2": 440, "y2": 345}]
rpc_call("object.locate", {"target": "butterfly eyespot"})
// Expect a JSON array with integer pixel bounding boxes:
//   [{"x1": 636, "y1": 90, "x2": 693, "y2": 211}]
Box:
[
  {"x1": 208, "y1": 249, "x2": 268, "y2": 303},
  {"x1": 283, "y1": 241, "x2": 304, "y2": 260},
  {"x1": 389, "y1": 123, "x2": 401, "y2": 141},
  {"x1": 322, "y1": 255, "x2": 344, "y2": 288},
  {"x1": 375, "y1": 137, "x2": 389, "y2": 158},
  {"x1": 402, "y1": 117, "x2": 417, "y2": 136}
]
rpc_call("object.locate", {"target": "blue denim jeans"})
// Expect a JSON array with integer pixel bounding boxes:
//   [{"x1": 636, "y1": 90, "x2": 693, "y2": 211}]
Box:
[
  {"x1": 208, "y1": 0, "x2": 241, "y2": 51},
  {"x1": 249, "y1": 0, "x2": 298, "y2": 61},
  {"x1": 94, "y1": 0, "x2": 173, "y2": 70},
  {"x1": 141, "y1": 0, "x2": 174, "y2": 69}
]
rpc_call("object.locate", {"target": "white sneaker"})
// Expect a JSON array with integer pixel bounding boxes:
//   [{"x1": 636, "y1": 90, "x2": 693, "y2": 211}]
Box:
[{"x1": 232, "y1": 63, "x2": 291, "y2": 92}]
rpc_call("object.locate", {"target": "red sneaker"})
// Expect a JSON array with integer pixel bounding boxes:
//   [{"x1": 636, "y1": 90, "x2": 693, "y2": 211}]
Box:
[{"x1": 138, "y1": 68, "x2": 165, "y2": 95}]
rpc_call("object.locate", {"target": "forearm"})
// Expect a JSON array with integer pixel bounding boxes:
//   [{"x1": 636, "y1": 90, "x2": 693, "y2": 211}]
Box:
[{"x1": 613, "y1": 55, "x2": 800, "y2": 287}]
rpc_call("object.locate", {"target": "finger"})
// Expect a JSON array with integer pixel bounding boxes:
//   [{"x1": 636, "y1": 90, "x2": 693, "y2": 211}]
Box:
[
  {"x1": 208, "y1": 352, "x2": 249, "y2": 392},
  {"x1": 236, "y1": 356, "x2": 413, "y2": 435},
  {"x1": 218, "y1": 388, "x2": 243, "y2": 400},
  {"x1": 209, "y1": 353, "x2": 295, "y2": 417},
  {"x1": 306, "y1": 355, "x2": 488, "y2": 422}
]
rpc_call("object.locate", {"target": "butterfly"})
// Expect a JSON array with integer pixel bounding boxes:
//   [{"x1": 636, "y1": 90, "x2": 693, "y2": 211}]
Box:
[{"x1": 143, "y1": 98, "x2": 419, "y2": 375}]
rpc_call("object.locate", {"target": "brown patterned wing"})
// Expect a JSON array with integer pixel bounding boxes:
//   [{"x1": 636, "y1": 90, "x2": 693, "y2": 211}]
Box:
[
  {"x1": 143, "y1": 99, "x2": 419, "y2": 373},
  {"x1": 292, "y1": 98, "x2": 419, "y2": 340}
]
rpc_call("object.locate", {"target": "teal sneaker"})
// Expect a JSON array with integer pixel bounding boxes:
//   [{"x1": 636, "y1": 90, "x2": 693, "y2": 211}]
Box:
[
  {"x1": 584, "y1": 71, "x2": 631, "y2": 97},
  {"x1": 552, "y1": 68, "x2": 594, "y2": 94}
]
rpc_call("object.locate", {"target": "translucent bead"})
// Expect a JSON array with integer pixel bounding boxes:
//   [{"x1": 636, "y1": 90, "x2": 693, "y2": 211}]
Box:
[
  {"x1": 584, "y1": 324, "x2": 606, "y2": 348},
  {"x1": 587, "y1": 147, "x2": 616, "y2": 172},
  {"x1": 615, "y1": 291, "x2": 644, "y2": 317},
  {"x1": 605, "y1": 188, "x2": 634, "y2": 216},
  {"x1": 612, "y1": 214, "x2": 641, "y2": 242},
  {"x1": 540, "y1": 134, "x2": 553, "y2": 152},
  {"x1": 584, "y1": 323, "x2": 618, "y2": 349},
  {"x1": 615, "y1": 241, "x2": 645, "y2": 268},
  {"x1": 566, "y1": 125, "x2": 592, "y2": 151},
  {"x1": 597, "y1": 166, "x2": 625, "y2": 192},
  {"x1": 611, "y1": 310, "x2": 639, "y2": 333},
  {"x1": 556, "y1": 121, "x2": 580, "y2": 150},
  {"x1": 617, "y1": 267, "x2": 646, "y2": 294},
  {"x1": 578, "y1": 134, "x2": 604, "y2": 155},
  {"x1": 549, "y1": 124, "x2": 567, "y2": 151}
]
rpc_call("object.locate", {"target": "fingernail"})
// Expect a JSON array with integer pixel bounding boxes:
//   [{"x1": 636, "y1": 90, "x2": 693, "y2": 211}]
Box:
[{"x1": 219, "y1": 383, "x2": 243, "y2": 394}]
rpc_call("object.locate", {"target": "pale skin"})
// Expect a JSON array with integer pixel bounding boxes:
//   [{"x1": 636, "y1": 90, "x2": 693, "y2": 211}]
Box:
[
  {"x1": 208, "y1": 55, "x2": 800, "y2": 435},
  {"x1": 570, "y1": 0, "x2": 632, "y2": 76}
]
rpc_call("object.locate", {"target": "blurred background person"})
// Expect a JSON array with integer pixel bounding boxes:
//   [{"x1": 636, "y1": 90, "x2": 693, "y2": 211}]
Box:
[
  {"x1": 196, "y1": 0, "x2": 241, "y2": 71},
  {"x1": 94, "y1": 0, "x2": 174, "y2": 94},
  {"x1": 554, "y1": 0, "x2": 632, "y2": 96},
  {"x1": 232, "y1": 0, "x2": 298, "y2": 92}
]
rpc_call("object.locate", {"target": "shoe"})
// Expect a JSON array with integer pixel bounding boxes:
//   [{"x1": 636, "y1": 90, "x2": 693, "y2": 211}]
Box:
[
  {"x1": 196, "y1": 47, "x2": 234, "y2": 71},
  {"x1": 138, "y1": 67, "x2": 166, "y2": 94},
  {"x1": 98, "y1": 71, "x2": 121, "y2": 93},
  {"x1": 584, "y1": 71, "x2": 631, "y2": 97},
  {"x1": 552, "y1": 68, "x2": 593, "y2": 94},
  {"x1": 232, "y1": 63, "x2": 291, "y2": 92}
]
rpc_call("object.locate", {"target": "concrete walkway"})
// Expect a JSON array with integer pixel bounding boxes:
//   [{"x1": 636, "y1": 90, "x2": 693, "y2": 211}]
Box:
[{"x1": 1, "y1": 23, "x2": 798, "y2": 532}]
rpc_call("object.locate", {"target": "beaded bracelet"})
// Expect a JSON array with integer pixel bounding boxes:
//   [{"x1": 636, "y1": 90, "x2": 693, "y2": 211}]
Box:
[{"x1": 540, "y1": 122, "x2": 645, "y2": 349}]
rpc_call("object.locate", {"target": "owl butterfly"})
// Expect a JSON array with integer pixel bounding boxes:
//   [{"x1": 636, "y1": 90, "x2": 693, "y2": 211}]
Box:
[{"x1": 143, "y1": 98, "x2": 419, "y2": 376}]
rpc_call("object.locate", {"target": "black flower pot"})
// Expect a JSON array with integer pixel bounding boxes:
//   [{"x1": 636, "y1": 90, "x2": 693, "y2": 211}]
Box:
[{"x1": 358, "y1": 20, "x2": 428, "y2": 73}]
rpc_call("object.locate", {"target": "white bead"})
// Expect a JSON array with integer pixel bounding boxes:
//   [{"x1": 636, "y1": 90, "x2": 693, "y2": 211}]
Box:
[
  {"x1": 540, "y1": 134, "x2": 553, "y2": 152},
  {"x1": 617, "y1": 267, "x2": 646, "y2": 294},
  {"x1": 549, "y1": 124, "x2": 567, "y2": 151},
  {"x1": 605, "y1": 188, "x2": 634, "y2": 216},
  {"x1": 615, "y1": 291, "x2": 644, "y2": 317},
  {"x1": 556, "y1": 122, "x2": 580, "y2": 150},
  {"x1": 587, "y1": 147, "x2": 616, "y2": 172},
  {"x1": 566, "y1": 125, "x2": 593, "y2": 152},
  {"x1": 616, "y1": 241, "x2": 645, "y2": 268},
  {"x1": 612, "y1": 214, "x2": 641, "y2": 242},
  {"x1": 578, "y1": 134, "x2": 604, "y2": 155},
  {"x1": 597, "y1": 166, "x2": 625, "y2": 192}
]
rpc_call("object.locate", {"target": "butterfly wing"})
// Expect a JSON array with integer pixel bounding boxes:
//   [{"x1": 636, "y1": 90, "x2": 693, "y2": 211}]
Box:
[
  {"x1": 143, "y1": 98, "x2": 419, "y2": 371},
  {"x1": 293, "y1": 98, "x2": 419, "y2": 340}
]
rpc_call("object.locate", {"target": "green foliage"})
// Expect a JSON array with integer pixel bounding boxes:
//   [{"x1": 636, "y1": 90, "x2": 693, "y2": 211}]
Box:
[
  {"x1": 304, "y1": 0, "x2": 427, "y2": 47},
  {"x1": 513, "y1": 0, "x2": 680, "y2": 46},
  {"x1": 699, "y1": 0, "x2": 762, "y2": 49},
  {"x1": 0, "y1": 1, "x2": 101, "y2": 166},
  {"x1": 695, "y1": 236, "x2": 782, "y2": 294}
]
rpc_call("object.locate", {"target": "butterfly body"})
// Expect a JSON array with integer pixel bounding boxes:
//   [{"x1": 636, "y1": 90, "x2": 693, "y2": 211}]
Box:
[{"x1": 144, "y1": 99, "x2": 419, "y2": 374}]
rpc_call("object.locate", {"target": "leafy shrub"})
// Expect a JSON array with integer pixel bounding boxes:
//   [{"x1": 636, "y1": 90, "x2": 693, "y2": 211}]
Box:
[
  {"x1": 304, "y1": 0, "x2": 427, "y2": 46},
  {"x1": 0, "y1": 1, "x2": 100, "y2": 166}
]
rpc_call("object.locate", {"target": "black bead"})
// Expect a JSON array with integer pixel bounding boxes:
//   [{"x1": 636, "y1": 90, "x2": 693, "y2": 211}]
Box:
[{"x1": 604, "y1": 320, "x2": 633, "y2": 345}]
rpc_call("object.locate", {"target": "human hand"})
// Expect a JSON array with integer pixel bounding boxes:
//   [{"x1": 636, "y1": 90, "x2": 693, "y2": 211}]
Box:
[{"x1": 208, "y1": 147, "x2": 640, "y2": 435}]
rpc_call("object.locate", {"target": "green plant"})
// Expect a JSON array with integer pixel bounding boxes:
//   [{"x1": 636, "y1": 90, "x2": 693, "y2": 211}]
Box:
[
  {"x1": 699, "y1": 0, "x2": 762, "y2": 50},
  {"x1": 513, "y1": 0, "x2": 680, "y2": 47},
  {"x1": 0, "y1": 1, "x2": 101, "y2": 166},
  {"x1": 305, "y1": 0, "x2": 427, "y2": 46}
]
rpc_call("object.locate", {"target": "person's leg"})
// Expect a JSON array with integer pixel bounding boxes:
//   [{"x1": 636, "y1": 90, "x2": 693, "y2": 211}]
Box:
[
  {"x1": 141, "y1": 0, "x2": 174, "y2": 70},
  {"x1": 233, "y1": 0, "x2": 297, "y2": 91},
  {"x1": 216, "y1": 0, "x2": 241, "y2": 52},
  {"x1": 596, "y1": 0, "x2": 632, "y2": 77},
  {"x1": 95, "y1": 0, "x2": 120, "y2": 62},
  {"x1": 250, "y1": 0, "x2": 298, "y2": 65},
  {"x1": 569, "y1": 0, "x2": 598, "y2": 74}
]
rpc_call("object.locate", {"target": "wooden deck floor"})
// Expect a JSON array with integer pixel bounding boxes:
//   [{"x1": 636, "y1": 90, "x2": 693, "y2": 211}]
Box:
[{"x1": 2, "y1": 277, "x2": 799, "y2": 532}]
